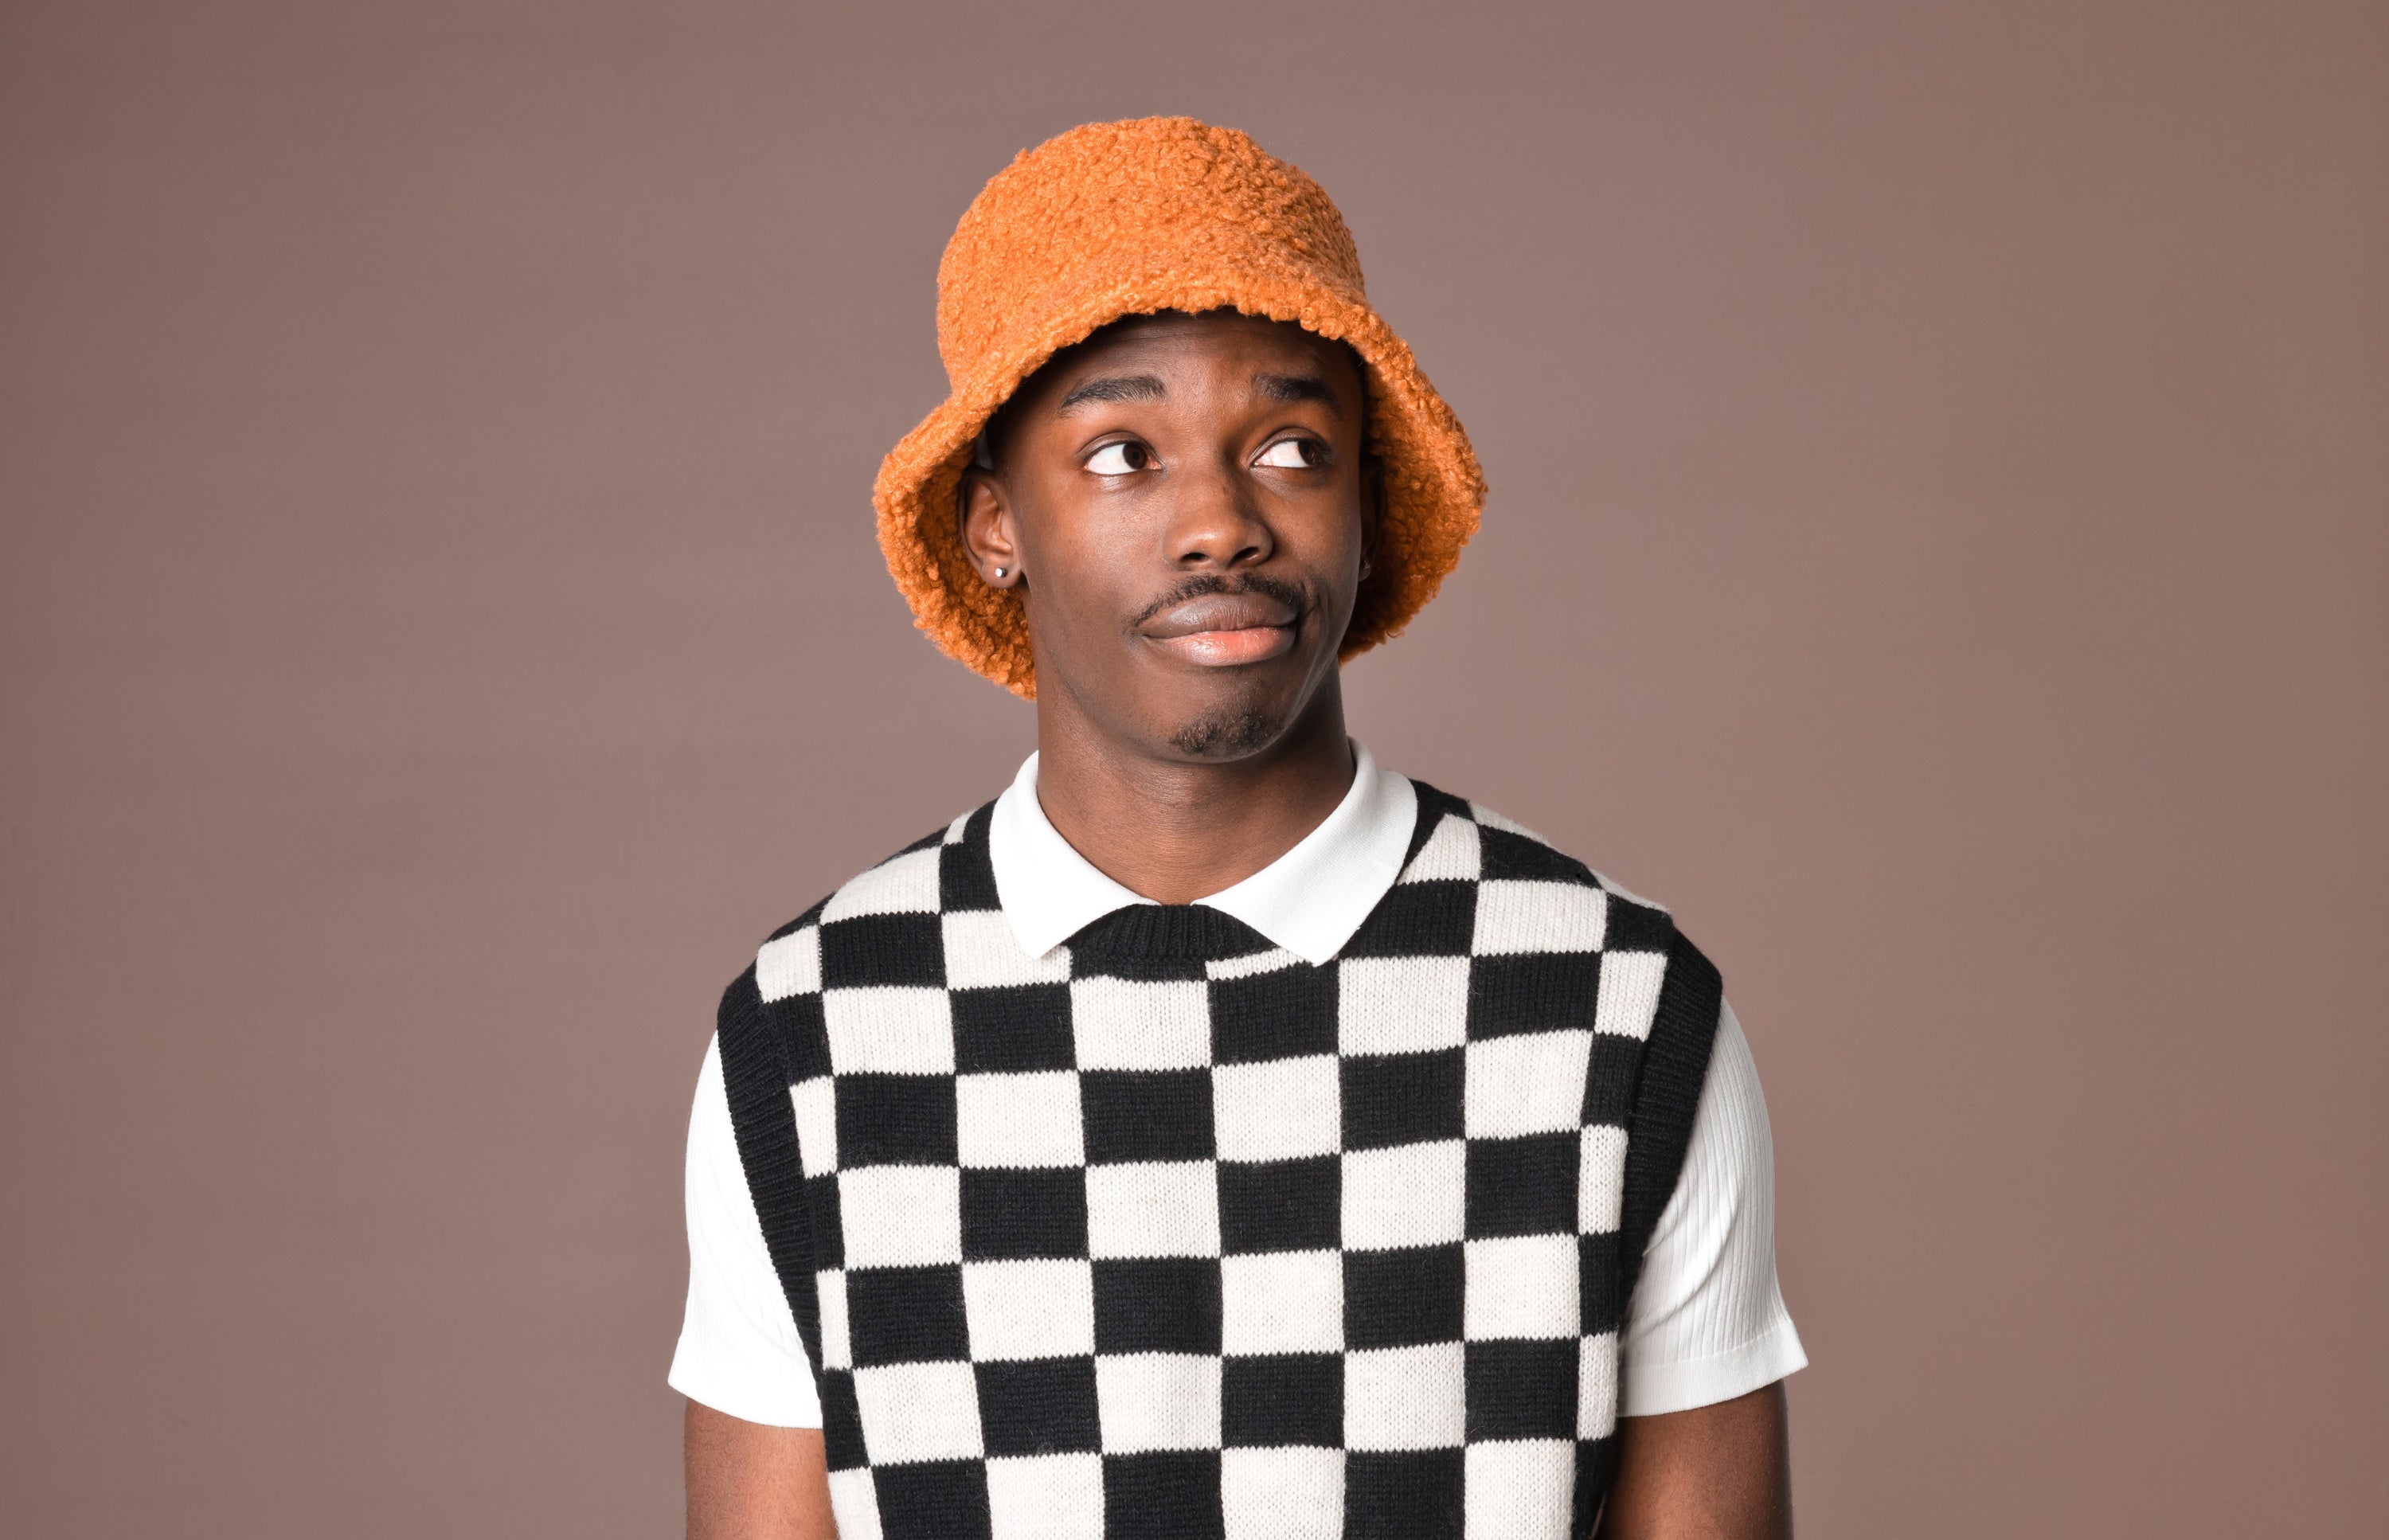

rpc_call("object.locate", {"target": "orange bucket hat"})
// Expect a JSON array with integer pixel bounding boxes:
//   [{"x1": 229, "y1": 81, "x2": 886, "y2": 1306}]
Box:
[{"x1": 873, "y1": 115, "x2": 1486, "y2": 699}]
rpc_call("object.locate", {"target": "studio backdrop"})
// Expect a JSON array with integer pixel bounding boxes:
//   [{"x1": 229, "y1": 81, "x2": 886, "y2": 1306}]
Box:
[{"x1": 2, "y1": 3, "x2": 2383, "y2": 1536}]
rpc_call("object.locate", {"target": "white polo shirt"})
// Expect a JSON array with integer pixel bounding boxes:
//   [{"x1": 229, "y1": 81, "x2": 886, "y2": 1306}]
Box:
[{"x1": 671, "y1": 742, "x2": 1806, "y2": 1425}]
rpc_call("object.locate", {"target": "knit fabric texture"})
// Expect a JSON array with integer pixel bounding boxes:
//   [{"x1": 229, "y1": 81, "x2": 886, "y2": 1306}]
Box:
[
  {"x1": 874, "y1": 116, "x2": 1488, "y2": 698},
  {"x1": 713, "y1": 784, "x2": 1721, "y2": 1538}
]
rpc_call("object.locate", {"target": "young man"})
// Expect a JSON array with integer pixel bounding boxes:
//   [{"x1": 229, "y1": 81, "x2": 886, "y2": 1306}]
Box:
[{"x1": 671, "y1": 118, "x2": 1804, "y2": 1539}]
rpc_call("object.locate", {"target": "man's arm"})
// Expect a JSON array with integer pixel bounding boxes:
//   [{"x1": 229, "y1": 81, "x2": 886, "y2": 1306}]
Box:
[
  {"x1": 675, "y1": 1033, "x2": 835, "y2": 1535},
  {"x1": 686, "y1": 1401, "x2": 835, "y2": 1539},
  {"x1": 1597, "y1": 1381, "x2": 1793, "y2": 1539}
]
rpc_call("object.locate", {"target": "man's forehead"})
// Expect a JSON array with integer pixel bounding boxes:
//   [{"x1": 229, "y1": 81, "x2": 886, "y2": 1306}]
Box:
[{"x1": 1038, "y1": 311, "x2": 1353, "y2": 401}]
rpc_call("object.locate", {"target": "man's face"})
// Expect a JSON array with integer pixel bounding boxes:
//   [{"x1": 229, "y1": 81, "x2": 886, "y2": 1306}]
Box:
[{"x1": 961, "y1": 311, "x2": 1376, "y2": 761}]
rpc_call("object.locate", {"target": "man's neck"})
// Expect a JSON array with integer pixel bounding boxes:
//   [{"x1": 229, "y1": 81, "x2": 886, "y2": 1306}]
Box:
[{"x1": 1030, "y1": 685, "x2": 1358, "y2": 905}]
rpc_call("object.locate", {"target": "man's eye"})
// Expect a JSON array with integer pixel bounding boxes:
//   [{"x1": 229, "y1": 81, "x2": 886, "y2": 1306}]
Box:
[
  {"x1": 1254, "y1": 438, "x2": 1324, "y2": 469},
  {"x1": 1085, "y1": 441, "x2": 1155, "y2": 475}
]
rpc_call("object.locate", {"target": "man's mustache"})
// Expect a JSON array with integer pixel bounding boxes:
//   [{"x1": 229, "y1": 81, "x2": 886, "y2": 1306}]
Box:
[{"x1": 1129, "y1": 573, "x2": 1312, "y2": 630}]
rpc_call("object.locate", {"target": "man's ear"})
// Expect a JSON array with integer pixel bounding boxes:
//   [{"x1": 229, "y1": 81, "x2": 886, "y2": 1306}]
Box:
[{"x1": 958, "y1": 467, "x2": 1024, "y2": 590}]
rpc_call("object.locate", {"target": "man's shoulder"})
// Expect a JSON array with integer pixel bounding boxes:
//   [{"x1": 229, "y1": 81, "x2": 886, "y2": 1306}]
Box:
[
  {"x1": 740, "y1": 799, "x2": 997, "y2": 999},
  {"x1": 1402, "y1": 776, "x2": 1674, "y2": 929}
]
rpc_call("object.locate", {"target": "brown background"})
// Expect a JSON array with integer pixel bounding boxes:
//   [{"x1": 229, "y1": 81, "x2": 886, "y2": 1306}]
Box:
[{"x1": 3, "y1": 2, "x2": 2383, "y2": 1534}]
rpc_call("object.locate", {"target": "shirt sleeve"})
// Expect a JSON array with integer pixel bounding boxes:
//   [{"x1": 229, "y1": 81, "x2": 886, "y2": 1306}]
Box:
[
  {"x1": 666, "y1": 1033, "x2": 825, "y2": 1428},
  {"x1": 1617, "y1": 998, "x2": 1808, "y2": 1416}
]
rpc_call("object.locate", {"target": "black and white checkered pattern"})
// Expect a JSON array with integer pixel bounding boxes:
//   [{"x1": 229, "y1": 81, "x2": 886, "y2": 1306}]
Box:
[{"x1": 714, "y1": 783, "x2": 1720, "y2": 1540}]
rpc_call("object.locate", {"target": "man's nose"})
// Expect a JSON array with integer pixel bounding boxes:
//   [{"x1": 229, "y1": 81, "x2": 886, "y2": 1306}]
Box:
[{"x1": 1165, "y1": 459, "x2": 1273, "y2": 570}]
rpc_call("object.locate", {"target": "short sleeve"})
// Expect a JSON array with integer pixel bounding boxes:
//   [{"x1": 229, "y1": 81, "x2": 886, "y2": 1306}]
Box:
[
  {"x1": 666, "y1": 1033, "x2": 824, "y2": 1428},
  {"x1": 1617, "y1": 999, "x2": 1808, "y2": 1416}
]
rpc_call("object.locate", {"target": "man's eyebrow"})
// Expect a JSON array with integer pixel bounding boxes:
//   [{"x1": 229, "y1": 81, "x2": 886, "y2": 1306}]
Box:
[
  {"x1": 1254, "y1": 372, "x2": 1338, "y2": 404},
  {"x1": 1057, "y1": 374, "x2": 1167, "y2": 411}
]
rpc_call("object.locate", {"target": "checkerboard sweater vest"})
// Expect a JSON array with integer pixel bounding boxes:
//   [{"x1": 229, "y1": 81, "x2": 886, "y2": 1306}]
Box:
[{"x1": 714, "y1": 782, "x2": 1721, "y2": 1540}]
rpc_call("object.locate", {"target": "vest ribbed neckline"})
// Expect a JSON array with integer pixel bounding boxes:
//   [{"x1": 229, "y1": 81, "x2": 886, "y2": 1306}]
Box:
[{"x1": 1063, "y1": 902, "x2": 1275, "y2": 964}]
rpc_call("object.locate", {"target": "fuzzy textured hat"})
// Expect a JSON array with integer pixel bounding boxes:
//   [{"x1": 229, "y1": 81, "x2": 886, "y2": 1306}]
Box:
[{"x1": 874, "y1": 115, "x2": 1485, "y2": 698}]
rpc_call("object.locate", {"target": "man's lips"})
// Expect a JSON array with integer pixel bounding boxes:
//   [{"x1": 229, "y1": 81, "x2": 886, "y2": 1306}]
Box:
[{"x1": 1140, "y1": 592, "x2": 1300, "y2": 666}]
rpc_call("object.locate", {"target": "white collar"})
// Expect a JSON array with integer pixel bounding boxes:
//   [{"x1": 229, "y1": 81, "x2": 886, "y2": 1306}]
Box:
[{"x1": 987, "y1": 739, "x2": 1417, "y2": 967}]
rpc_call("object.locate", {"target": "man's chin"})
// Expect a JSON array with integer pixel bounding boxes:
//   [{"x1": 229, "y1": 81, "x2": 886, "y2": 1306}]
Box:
[{"x1": 1166, "y1": 705, "x2": 1282, "y2": 759}]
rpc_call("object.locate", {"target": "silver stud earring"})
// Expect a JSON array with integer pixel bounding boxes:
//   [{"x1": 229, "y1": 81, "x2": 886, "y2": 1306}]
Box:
[{"x1": 992, "y1": 567, "x2": 1008, "y2": 580}]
